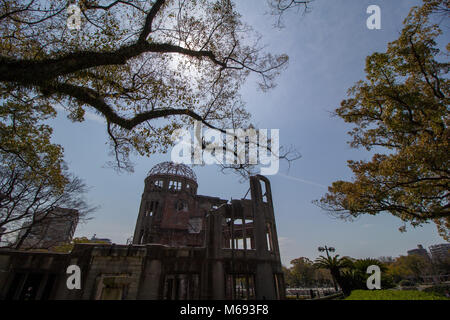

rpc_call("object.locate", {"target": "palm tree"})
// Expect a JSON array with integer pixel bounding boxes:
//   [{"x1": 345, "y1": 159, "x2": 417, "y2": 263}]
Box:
[
  {"x1": 314, "y1": 254, "x2": 352, "y2": 293},
  {"x1": 352, "y1": 258, "x2": 386, "y2": 273}
]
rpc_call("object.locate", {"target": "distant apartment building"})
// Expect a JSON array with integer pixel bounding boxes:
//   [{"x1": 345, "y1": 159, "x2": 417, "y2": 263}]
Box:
[
  {"x1": 407, "y1": 244, "x2": 430, "y2": 260},
  {"x1": 429, "y1": 243, "x2": 450, "y2": 262},
  {"x1": 17, "y1": 207, "x2": 79, "y2": 249}
]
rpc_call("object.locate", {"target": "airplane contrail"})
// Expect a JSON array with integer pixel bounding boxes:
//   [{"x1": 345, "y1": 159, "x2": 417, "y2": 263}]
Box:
[{"x1": 277, "y1": 173, "x2": 328, "y2": 189}]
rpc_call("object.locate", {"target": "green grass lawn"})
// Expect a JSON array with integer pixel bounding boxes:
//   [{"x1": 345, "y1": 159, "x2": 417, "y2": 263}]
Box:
[{"x1": 345, "y1": 290, "x2": 449, "y2": 300}]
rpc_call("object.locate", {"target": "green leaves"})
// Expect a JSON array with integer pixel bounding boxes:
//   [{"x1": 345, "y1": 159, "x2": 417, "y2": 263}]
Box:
[
  {"x1": 284, "y1": 256, "x2": 334, "y2": 288},
  {"x1": 317, "y1": 0, "x2": 449, "y2": 240},
  {"x1": 0, "y1": 88, "x2": 66, "y2": 191}
]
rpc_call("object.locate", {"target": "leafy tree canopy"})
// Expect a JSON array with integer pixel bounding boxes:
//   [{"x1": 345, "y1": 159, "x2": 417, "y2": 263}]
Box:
[
  {"x1": 284, "y1": 256, "x2": 333, "y2": 288},
  {"x1": 387, "y1": 254, "x2": 432, "y2": 281},
  {"x1": 316, "y1": 0, "x2": 450, "y2": 240},
  {"x1": 0, "y1": 0, "x2": 309, "y2": 180},
  {"x1": 52, "y1": 236, "x2": 109, "y2": 253}
]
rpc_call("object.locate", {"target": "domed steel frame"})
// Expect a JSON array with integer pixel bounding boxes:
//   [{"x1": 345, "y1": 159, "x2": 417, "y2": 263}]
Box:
[{"x1": 147, "y1": 161, "x2": 197, "y2": 182}]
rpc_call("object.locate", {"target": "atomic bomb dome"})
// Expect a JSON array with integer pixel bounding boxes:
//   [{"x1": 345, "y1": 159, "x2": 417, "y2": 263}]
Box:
[
  {"x1": 0, "y1": 160, "x2": 285, "y2": 300},
  {"x1": 147, "y1": 161, "x2": 197, "y2": 182}
]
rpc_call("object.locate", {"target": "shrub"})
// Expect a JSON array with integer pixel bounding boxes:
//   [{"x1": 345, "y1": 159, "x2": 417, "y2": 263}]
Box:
[{"x1": 381, "y1": 274, "x2": 396, "y2": 289}]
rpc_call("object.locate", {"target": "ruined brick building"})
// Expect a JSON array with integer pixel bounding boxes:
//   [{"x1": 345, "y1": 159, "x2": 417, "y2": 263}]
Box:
[{"x1": 0, "y1": 162, "x2": 285, "y2": 300}]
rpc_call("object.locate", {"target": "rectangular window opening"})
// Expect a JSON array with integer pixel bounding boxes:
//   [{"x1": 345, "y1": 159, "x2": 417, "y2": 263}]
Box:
[
  {"x1": 222, "y1": 218, "x2": 233, "y2": 249},
  {"x1": 260, "y1": 180, "x2": 268, "y2": 203},
  {"x1": 266, "y1": 223, "x2": 273, "y2": 252},
  {"x1": 154, "y1": 180, "x2": 164, "y2": 189},
  {"x1": 169, "y1": 180, "x2": 181, "y2": 191},
  {"x1": 245, "y1": 218, "x2": 255, "y2": 250},
  {"x1": 226, "y1": 274, "x2": 256, "y2": 300},
  {"x1": 163, "y1": 274, "x2": 199, "y2": 300}
]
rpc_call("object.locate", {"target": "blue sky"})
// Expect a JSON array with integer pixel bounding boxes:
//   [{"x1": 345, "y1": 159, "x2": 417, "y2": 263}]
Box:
[{"x1": 49, "y1": 0, "x2": 446, "y2": 266}]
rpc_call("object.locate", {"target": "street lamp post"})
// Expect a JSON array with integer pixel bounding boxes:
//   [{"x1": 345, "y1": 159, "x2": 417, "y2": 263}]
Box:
[
  {"x1": 318, "y1": 245, "x2": 338, "y2": 292},
  {"x1": 318, "y1": 245, "x2": 335, "y2": 259}
]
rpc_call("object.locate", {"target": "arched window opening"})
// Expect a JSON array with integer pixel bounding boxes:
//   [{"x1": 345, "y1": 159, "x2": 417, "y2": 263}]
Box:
[
  {"x1": 169, "y1": 180, "x2": 181, "y2": 191},
  {"x1": 154, "y1": 180, "x2": 164, "y2": 189}
]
